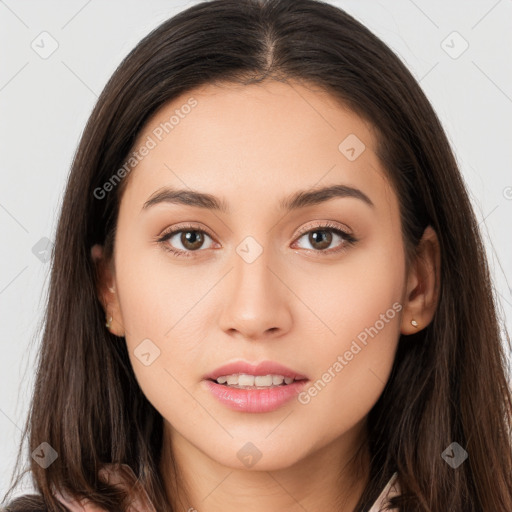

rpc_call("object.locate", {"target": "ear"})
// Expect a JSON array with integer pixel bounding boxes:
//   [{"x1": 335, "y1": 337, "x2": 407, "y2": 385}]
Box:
[
  {"x1": 400, "y1": 225, "x2": 441, "y2": 335},
  {"x1": 90, "y1": 244, "x2": 125, "y2": 337}
]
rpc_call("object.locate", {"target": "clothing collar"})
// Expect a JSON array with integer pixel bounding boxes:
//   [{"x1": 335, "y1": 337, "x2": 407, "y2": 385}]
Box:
[
  {"x1": 367, "y1": 471, "x2": 400, "y2": 512},
  {"x1": 53, "y1": 464, "x2": 400, "y2": 512}
]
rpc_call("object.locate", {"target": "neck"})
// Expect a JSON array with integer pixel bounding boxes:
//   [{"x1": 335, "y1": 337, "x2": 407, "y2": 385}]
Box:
[{"x1": 159, "y1": 419, "x2": 370, "y2": 512}]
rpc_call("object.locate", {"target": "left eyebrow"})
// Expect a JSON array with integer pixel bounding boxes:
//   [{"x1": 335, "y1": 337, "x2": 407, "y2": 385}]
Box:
[
  {"x1": 280, "y1": 184, "x2": 374, "y2": 210},
  {"x1": 141, "y1": 183, "x2": 374, "y2": 214}
]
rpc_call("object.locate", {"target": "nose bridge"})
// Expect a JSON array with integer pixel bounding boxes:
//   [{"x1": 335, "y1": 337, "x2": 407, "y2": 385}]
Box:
[
  {"x1": 234, "y1": 241, "x2": 273, "y2": 299},
  {"x1": 232, "y1": 235, "x2": 278, "y2": 309},
  {"x1": 218, "y1": 235, "x2": 292, "y2": 338}
]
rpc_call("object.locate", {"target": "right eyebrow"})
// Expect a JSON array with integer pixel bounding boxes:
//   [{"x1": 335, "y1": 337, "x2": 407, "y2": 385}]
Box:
[{"x1": 141, "y1": 188, "x2": 230, "y2": 213}]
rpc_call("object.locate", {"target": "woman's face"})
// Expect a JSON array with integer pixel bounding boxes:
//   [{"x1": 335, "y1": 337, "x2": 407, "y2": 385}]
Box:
[{"x1": 105, "y1": 79, "x2": 410, "y2": 471}]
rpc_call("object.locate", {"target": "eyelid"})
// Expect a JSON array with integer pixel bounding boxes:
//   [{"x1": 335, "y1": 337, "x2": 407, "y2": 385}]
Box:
[
  {"x1": 158, "y1": 222, "x2": 217, "y2": 240},
  {"x1": 158, "y1": 220, "x2": 353, "y2": 243},
  {"x1": 294, "y1": 220, "x2": 353, "y2": 238},
  {"x1": 157, "y1": 220, "x2": 357, "y2": 257},
  {"x1": 291, "y1": 220, "x2": 357, "y2": 255}
]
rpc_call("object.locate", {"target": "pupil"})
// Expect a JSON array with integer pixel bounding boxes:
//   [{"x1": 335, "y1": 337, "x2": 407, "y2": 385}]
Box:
[
  {"x1": 310, "y1": 230, "x2": 331, "y2": 250},
  {"x1": 182, "y1": 231, "x2": 203, "y2": 250}
]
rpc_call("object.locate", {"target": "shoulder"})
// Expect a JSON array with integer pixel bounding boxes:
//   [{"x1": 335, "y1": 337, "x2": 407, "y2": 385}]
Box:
[
  {"x1": 2, "y1": 464, "x2": 155, "y2": 512},
  {"x1": 2, "y1": 492, "x2": 89, "y2": 511},
  {"x1": 1, "y1": 493, "x2": 48, "y2": 511},
  {"x1": 52, "y1": 489, "x2": 107, "y2": 511},
  {"x1": 52, "y1": 464, "x2": 156, "y2": 512},
  {"x1": 367, "y1": 472, "x2": 401, "y2": 512}
]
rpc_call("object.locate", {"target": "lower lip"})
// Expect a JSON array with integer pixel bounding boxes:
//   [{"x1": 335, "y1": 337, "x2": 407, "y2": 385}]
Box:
[{"x1": 204, "y1": 379, "x2": 309, "y2": 413}]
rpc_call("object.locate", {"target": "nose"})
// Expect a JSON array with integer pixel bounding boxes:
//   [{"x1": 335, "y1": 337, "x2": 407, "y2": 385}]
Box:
[{"x1": 218, "y1": 246, "x2": 293, "y2": 341}]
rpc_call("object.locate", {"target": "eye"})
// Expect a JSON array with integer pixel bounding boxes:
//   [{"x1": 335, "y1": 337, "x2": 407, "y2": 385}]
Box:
[
  {"x1": 292, "y1": 221, "x2": 357, "y2": 255},
  {"x1": 157, "y1": 223, "x2": 216, "y2": 258},
  {"x1": 157, "y1": 221, "x2": 357, "y2": 258}
]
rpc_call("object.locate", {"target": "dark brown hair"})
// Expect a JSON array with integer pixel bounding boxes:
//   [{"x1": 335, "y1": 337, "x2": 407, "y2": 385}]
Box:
[{"x1": 3, "y1": 0, "x2": 511, "y2": 510}]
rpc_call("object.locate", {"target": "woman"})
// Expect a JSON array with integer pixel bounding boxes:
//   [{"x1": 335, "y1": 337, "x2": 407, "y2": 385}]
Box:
[{"x1": 3, "y1": 0, "x2": 511, "y2": 510}]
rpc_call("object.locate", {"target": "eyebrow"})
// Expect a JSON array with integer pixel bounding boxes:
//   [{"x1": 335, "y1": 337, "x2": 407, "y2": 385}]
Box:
[{"x1": 141, "y1": 184, "x2": 374, "y2": 213}]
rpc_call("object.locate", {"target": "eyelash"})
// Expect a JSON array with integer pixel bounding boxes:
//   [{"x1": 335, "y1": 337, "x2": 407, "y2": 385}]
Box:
[{"x1": 156, "y1": 221, "x2": 358, "y2": 258}]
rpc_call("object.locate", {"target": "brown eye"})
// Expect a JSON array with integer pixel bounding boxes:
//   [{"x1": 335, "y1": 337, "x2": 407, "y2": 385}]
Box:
[
  {"x1": 158, "y1": 226, "x2": 215, "y2": 256},
  {"x1": 180, "y1": 230, "x2": 205, "y2": 251},
  {"x1": 307, "y1": 230, "x2": 332, "y2": 250},
  {"x1": 293, "y1": 223, "x2": 356, "y2": 255}
]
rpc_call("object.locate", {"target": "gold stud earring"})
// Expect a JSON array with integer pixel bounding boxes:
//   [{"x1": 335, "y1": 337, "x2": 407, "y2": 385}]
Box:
[
  {"x1": 105, "y1": 314, "x2": 113, "y2": 329},
  {"x1": 411, "y1": 319, "x2": 418, "y2": 328}
]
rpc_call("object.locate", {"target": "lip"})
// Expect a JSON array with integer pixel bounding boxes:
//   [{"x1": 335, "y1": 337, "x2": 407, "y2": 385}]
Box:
[
  {"x1": 203, "y1": 360, "x2": 309, "y2": 381},
  {"x1": 203, "y1": 360, "x2": 309, "y2": 413},
  {"x1": 203, "y1": 379, "x2": 309, "y2": 413}
]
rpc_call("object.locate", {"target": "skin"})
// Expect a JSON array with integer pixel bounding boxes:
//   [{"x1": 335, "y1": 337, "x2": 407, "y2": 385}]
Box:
[{"x1": 92, "y1": 79, "x2": 440, "y2": 511}]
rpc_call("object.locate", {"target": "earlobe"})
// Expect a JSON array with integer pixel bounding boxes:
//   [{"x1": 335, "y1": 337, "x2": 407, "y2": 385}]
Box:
[
  {"x1": 400, "y1": 226, "x2": 441, "y2": 335},
  {"x1": 90, "y1": 244, "x2": 125, "y2": 337},
  {"x1": 90, "y1": 244, "x2": 103, "y2": 264}
]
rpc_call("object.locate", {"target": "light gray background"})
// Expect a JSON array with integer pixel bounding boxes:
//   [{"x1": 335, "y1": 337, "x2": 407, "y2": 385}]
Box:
[{"x1": 1, "y1": 0, "x2": 511, "y2": 500}]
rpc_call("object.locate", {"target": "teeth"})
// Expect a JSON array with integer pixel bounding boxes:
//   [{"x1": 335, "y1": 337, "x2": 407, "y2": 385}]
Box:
[
  {"x1": 239, "y1": 374, "x2": 255, "y2": 386},
  {"x1": 272, "y1": 375, "x2": 284, "y2": 385},
  {"x1": 226, "y1": 375, "x2": 238, "y2": 385},
  {"x1": 214, "y1": 373, "x2": 298, "y2": 387},
  {"x1": 255, "y1": 375, "x2": 273, "y2": 386}
]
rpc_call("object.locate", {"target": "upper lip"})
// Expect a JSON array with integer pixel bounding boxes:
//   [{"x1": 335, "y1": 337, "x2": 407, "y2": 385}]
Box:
[{"x1": 204, "y1": 360, "x2": 309, "y2": 381}]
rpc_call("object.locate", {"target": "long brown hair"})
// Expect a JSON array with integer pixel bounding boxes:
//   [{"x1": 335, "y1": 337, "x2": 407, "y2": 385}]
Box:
[{"x1": 3, "y1": 0, "x2": 511, "y2": 510}]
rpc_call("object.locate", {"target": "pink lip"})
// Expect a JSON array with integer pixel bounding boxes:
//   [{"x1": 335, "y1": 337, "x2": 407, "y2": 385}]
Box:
[
  {"x1": 203, "y1": 360, "x2": 309, "y2": 413},
  {"x1": 203, "y1": 360, "x2": 308, "y2": 381},
  {"x1": 203, "y1": 379, "x2": 309, "y2": 413}
]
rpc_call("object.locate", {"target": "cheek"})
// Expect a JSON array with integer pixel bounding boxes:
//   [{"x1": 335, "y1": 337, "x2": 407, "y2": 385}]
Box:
[
  {"x1": 290, "y1": 227, "x2": 405, "y2": 344},
  {"x1": 116, "y1": 266, "x2": 208, "y2": 427},
  {"x1": 291, "y1": 234, "x2": 404, "y2": 427},
  {"x1": 113, "y1": 239, "x2": 215, "y2": 411},
  {"x1": 115, "y1": 231, "x2": 215, "y2": 341}
]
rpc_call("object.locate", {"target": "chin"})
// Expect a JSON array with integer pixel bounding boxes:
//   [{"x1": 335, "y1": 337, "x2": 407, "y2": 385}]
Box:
[{"x1": 209, "y1": 441, "x2": 307, "y2": 472}]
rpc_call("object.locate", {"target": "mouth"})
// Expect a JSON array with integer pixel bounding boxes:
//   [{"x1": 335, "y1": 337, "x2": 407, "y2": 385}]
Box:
[
  {"x1": 203, "y1": 360, "x2": 309, "y2": 412},
  {"x1": 203, "y1": 359, "x2": 309, "y2": 388},
  {"x1": 206, "y1": 374, "x2": 307, "y2": 389}
]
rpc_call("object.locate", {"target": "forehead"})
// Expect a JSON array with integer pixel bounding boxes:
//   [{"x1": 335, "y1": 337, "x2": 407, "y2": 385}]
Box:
[{"x1": 121, "y1": 79, "x2": 395, "y2": 215}]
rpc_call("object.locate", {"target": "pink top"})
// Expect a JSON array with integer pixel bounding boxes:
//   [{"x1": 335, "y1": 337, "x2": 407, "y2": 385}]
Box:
[
  {"x1": 368, "y1": 471, "x2": 400, "y2": 512},
  {"x1": 53, "y1": 464, "x2": 400, "y2": 511}
]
